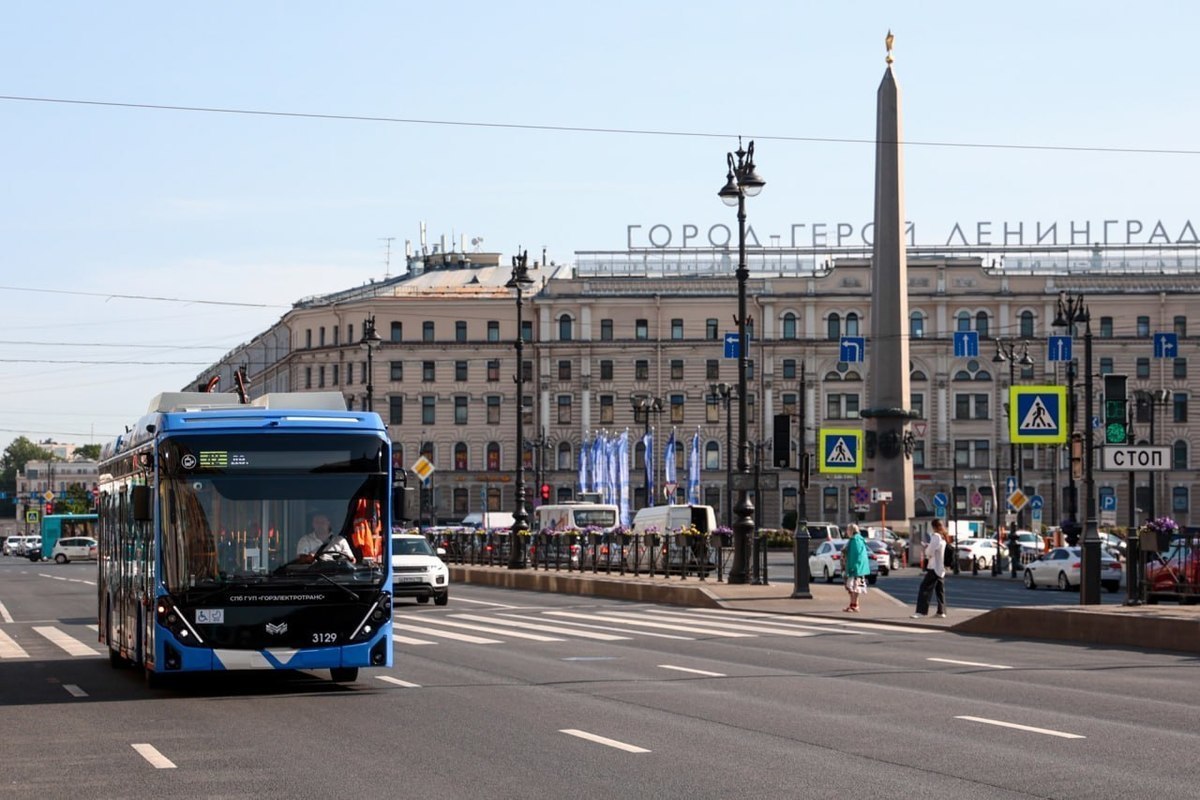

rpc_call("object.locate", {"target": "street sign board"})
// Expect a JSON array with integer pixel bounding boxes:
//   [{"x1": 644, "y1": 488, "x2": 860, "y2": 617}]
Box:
[
  {"x1": 1100, "y1": 445, "x2": 1171, "y2": 471},
  {"x1": 839, "y1": 336, "x2": 866, "y2": 364},
  {"x1": 852, "y1": 486, "x2": 871, "y2": 505},
  {"x1": 1010, "y1": 385, "x2": 1068, "y2": 444},
  {"x1": 1047, "y1": 335, "x2": 1073, "y2": 362},
  {"x1": 1100, "y1": 493, "x2": 1117, "y2": 512},
  {"x1": 1153, "y1": 332, "x2": 1179, "y2": 359},
  {"x1": 25, "y1": 509, "x2": 39, "y2": 524},
  {"x1": 953, "y1": 331, "x2": 979, "y2": 358},
  {"x1": 412, "y1": 455, "x2": 436, "y2": 482},
  {"x1": 935, "y1": 505, "x2": 947, "y2": 519},
  {"x1": 818, "y1": 429, "x2": 862, "y2": 474},
  {"x1": 1031, "y1": 508, "x2": 1043, "y2": 524},
  {"x1": 933, "y1": 491, "x2": 948, "y2": 508},
  {"x1": 42, "y1": 491, "x2": 55, "y2": 502},
  {"x1": 1006, "y1": 475, "x2": 1017, "y2": 496},
  {"x1": 1100, "y1": 510, "x2": 1117, "y2": 526},
  {"x1": 1029, "y1": 494, "x2": 1044, "y2": 510},
  {"x1": 1007, "y1": 489, "x2": 1029, "y2": 512}
]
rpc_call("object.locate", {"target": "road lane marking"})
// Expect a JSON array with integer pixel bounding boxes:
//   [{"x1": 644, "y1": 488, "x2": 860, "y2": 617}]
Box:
[
  {"x1": 955, "y1": 715, "x2": 1085, "y2": 739},
  {"x1": 544, "y1": 611, "x2": 755, "y2": 637},
  {"x1": 929, "y1": 657, "x2": 1012, "y2": 670},
  {"x1": 33, "y1": 626, "x2": 101, "y2": 656},
  {"x1": 650, "y1": 608, "x2": 865, "y2": 635},
  {"x1": 0, "y1": 629, "x2": 30, "y2": 658},
  {"x1": 392, "y1": 634, "x2": 436, "y2": 645},
  {"x1": 411, "y1": 617, "x2": 563, "y2": 642},
  {"x1": 448, "y1": 597, "x2": 525, "y2": 608},
  {"x1": 658, "y1": 664, "x2": 726, "y2": 677},
  {"x1": 391, "y1": 623, "x2": 501, "y2": 644},
  {"x1": 376, "y1": 675, "x2": 421, "y2": 688},
  {"x1": 63, "y1": 684, "x2": 88, "y2": 697},
  {"x1": 0, "y1": 600, "x2": 13, "y2": 623},
  {"x1": 450, "y1": 613, "x2": 630, "y2": 641},
  {"x1": 132, "y1": 743, "x2": 177, "y2": 768},
  {"x1": 559, "y1": 729, "x2": 651, "y2": 753},
  {"x1": 512, "y1": 614, "x2": 693, "y2": 640},
  {"x1": 630, "y1": 610, "x2": 818, "y2": 638}
]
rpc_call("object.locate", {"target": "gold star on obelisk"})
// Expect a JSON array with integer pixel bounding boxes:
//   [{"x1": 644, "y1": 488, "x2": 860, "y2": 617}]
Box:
[{"x1": 885, "y1": 30, "x2": 894, "y2": 65}]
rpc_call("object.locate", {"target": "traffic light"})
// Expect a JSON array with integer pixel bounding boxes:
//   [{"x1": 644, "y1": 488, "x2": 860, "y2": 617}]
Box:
[
  {"x1": 1103, "y1": 374, "x2": 1128, "y2": 444},
  {"x1": 773, "y1": 414, "x2": 791, "y2": 468},
  {"x1": 44, "y1": 503, "x2": 53, "y2": 515},
  {"x1": 540, "y1": 484, "x2": 550, "y2": 502}
]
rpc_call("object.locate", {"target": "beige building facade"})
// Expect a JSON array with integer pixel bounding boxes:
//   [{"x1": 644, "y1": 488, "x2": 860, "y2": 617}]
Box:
[{"x1": 195, "y1": 243, "x2": 1200, "y2": 533}]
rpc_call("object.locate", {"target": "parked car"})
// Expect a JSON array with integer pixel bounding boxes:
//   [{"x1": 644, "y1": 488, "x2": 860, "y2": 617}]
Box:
[
  {"x1": 864, "y1": 526, "x2": 906, "y2": 564},
  {"x1": 864, "y1": 539, "x2": 893, "y2": 575},
  {"x1": 1143, "y1": 537, "x2": 1200, "y2": 604},
  {"x1": 3, "y1": 535, "x2": 35, "y2": 557},
  {"x1": 1013, "y1": 530, "x2": 1048, "y2": 554},
  {"x1": 1023, "y1": 546, "x2": 1123, "y2": 593},
  {"x1": 955, "y1": 537, "x2": 1000, "y2": 570},
  {"x1": 799, "y1": 522, "x2": 843, "y2": 554},
  {"x1": 391, "y1": 533, "x2": 449, "y2": 605},
  {"x1": 15, "y1": 536, "x2": 42, "y2": 559},
  {"x1": 51, "y1": 536, "x2": 98, "y2": 564},
  {"x1": 808, "y1": 540, "x2": 879, "y2": 585}
]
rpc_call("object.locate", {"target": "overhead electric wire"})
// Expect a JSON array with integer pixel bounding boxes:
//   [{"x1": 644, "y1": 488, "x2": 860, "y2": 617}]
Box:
[
  {"x1": 0, "y1": 284, "x2": 288, "y2": 309},
  {"x1": 2, "y1": 93, "x2": 1198, "y2": 157}
]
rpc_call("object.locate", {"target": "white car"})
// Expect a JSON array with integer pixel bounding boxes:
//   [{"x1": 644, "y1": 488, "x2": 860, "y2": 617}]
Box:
[
  {"x1": 1023, "y1": 546, "x2": 1123, "y2": 593},
  {"x1": 391, "y1": 534, "x2": 450, "y2": 605},
  {"x1": 955, "y1": 538, "x2": 1000, "y2": 569},
  {"x1": 3, "y1": 535, "x2": 34, "y2": 557},
  {"x1": 51, "y1": 536, "x2": 98, "y2": 564},
  {"x1": 808, "y1": 540, "x2": 879, "y2": 585}
]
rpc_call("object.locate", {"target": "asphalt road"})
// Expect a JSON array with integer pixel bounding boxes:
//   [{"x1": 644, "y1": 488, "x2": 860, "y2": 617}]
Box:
[{"x1": 2, "y1": 557, "x2": 1198, "y2": 799}]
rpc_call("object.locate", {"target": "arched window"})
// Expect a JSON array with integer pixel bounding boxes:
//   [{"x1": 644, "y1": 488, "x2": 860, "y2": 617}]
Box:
[
  {"x1": 910, "y1": 311, "x2": 925, "y2": 339},
  {"x1": 705, "y1": 441, "x2": 720, "y2": 470},
  {"x1": 454, "y1": 442, "x2": 468, "y2": 471},
  {"x1": 975, "y1": 311, "x2": 990, "y2": 338},
  {"x1": 558, "y1": 314, "x2": 573, "y2": 341},
  {"x1": 956, "y1": 311, "x2": 971, "y2": 332},
  {"x1": 558, "y1": 442, "x2": 572, "y2": 470},
  {"x1": 827, "y1": 313, "x2": 841, "y2": 340},
  {"x1": 782, "y1": 312, "x2": 797, "y2": 340},
  {"x1": 1174, "y1": 439, "x2": 1188, "y2": 470},
  {"x1": 1019, "y1": 310, "x2": 1035, "y2": 338},
  {"x1": 486, "y1": 442, "x2": 500, "y2": 472},
  {"x1": 845, "y1": 312, "x2": 860, "y2": 336},
  {"x1": 1173, "y1": 486, "x2": 1189, "y2": 513}
]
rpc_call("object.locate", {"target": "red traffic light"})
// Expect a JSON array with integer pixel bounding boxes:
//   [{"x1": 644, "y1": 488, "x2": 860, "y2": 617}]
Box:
[
  {"x1": 540, "y1": 484, "x2": 550, "y2": 502},
  {"x1": 44, "y1": 503, "x2": 54, "y2": 515}
]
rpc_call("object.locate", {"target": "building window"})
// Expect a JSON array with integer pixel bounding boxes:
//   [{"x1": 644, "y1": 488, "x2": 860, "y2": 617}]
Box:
[
  {"x1": 305, "y1": 330, "x2": 312, "y2": 349},
  {"x1": 454, "y1": 396, "x2": 468, "y2": 425},
  {"x1": 705, "y1": 441, "x2": 720, "y2": 470},
  {"x1": 390, "y1": 322, "x2": 402, "y2": 343},
  {"x1": 558, "y1": 314, "x2": 573, "y2": 341},
  {"x1": 1174, "y1": 392, "x2": 1188, "y2": 423},
  {"x1": 521, "y1": 320, "x2": 533, "y2": 342},
  {"x1": 975, "y1": 311, "x2": 990, "y2": 338},
  {"x1": 453, "y1": 488, "x2": 468, "y2": 515},
  {"x1": 319, "y1": 327, "x2": 326, "y2": 347},
  {"x1": 782, "y1": 313, "x2": 797, "y2": 340},
  {"x1": 1173, "y1": 439, "x2": 1188, "y2": 470},
  {"x1": 910, "y1": 311, "x2": 925, "y2": 339},
  {"x1": 305, "y1": 367, "x2": 312, "y2": 389},
  {"x1": 423, "y1": 321, "x2": 435, "y2": 342},
  {"x1": 706, "y1": 395, "x2": 719, "y2": 423},
  {"x1": 455, "y1": 361, "x2": 468, "y2": 382},
  {"x1": 910, "y1": 392, "x2": 925, "y2": 419},
  {"x1": 912, "y1": 440, "x2": 925, "y2": 468},
  {"x1": 782, "y1": 393, "x2": 798, "y2": 415},
  {"x1": 523, "y1": 395, "x2": 534, "y2": 427},
  {"x1": 635, "y1": 319, "x2": 649, "y2": 340},
  {"x1": 823, "y1": 487, "x2": 839, "y2": 516},
  {"x1": 557, "y1": 395, "x2": 572, "y2": 425},
  {"x1": 331, "y1": 364, "x2": 339, "y2": 386},
  {"x1": 557, "y1": 443, "x2": 572, "y2": 470},
  {"x1": 522, "y1": 360, "x2": 533, "y2": 383},
  {"x1": 827, "y1": 313, "x2": 840, "y2": 340},
  {"x1": 670, "y1": 394, "x2": 685, "y2": 424},
  {"x1": 706, "y1": 319, "x2": 719, "y2": 340},
  {"x1": 1019, "y1": 310, "x2": 1034, "y2": 338},
  {"x1": 826, "y1": 393, "x2": 860, "y2": 420},
  {"x1": 600, "y1": 394, "x2": 614, "y2": 424},
  {"x1": 390, "y1": 361, "x2": 403, "y2": 381},
  {"x1": 455, "y1": 321, "x2": 467, "y2": 343},
  {"x1": 1173, "y1": 486, "x2": 1189, "y2": 513},
  {"x1": 600, "y1": 360, "x2": 614, "y2": 381},
  {"x1": 956, "y1": 311, "x2": 971, "y2": 332},
  {"x1": 346, "y1": 363, "x2": 354, "y2": 385},
  {"x1": 845, "y1": 312, "x2": 860, "y2": 336},
  {"x1": 1137, "y1": 316, "x2": 1150, "y2": 337},
  {"x1": 558, "y1": 360, "x2": 572, "y2": 381},
  {"x1": 487, "y1": 442, "x2": 500, "y2": 472},
  {"x1": 487, "y1": 360, "x2": 500, "y2": 382},
  {"x1": 706, "y1": 359, "x2": 720, "y2": 380},
  {"x1": 1137, "y1": 357, "x2": 1150, "y2": 379},
  {"x1": 671, "y1": 318, "x2": 684, "y2": 340},
  {"x1": 487, "y1": 396, "x2": 500, "y2": 425},
  {"x1": 635, "y1": 360, "x2": 649, "y2": 381},
  {"x1": 388, "y1": 396, "x2": 403, "y2": 425},
  {"x1": 318, "y1": 366, "x2": 325, "y2": 388},
  {"x1": 1175, "y1": 315, "x2": 1187, "y2": 338},
  {"x1": 782, "y1": 359, "x2": 796, "y2": 380},
  {"x1": 1100, "y1": 317, "x2": 1113, "y2": 338},
  {"x1": 422, "y1": 396, "x2": 436, "y2": 425},
  {"x1": 454, "y1": 442, "x2": 468, "y2": 471},
  {"x1": 600, "y1": 319, "x2": 613, "y2": 341},
  {"x1": 955, "y1": 393, "x2": 990, "y2": 420},
  {"x1": 670, "y1": 360, "x2": 683, "y2": 380},
  {"x1": 422, "y1": 361, "x2": 436, "y2": 382},
  {"x1": 488, "y1": 321, "x2": 500, "y2": 342},
  {"x1": 1099, "y1": 357, "x2": 1113, "y2": 376},
  {"x1": 1175, "y1": 358, "x2": 1187, "y2": 379}
]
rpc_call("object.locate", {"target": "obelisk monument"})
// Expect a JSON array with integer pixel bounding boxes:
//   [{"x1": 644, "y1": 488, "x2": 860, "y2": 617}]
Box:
[{"x1": 866, "y1": 31, "x2": 915, "y2": 533}]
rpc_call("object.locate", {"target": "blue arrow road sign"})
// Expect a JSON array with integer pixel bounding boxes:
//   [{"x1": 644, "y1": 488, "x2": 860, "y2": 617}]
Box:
[
  {"x1": 723, "y1": 332, "x2": 740, "y2": 359},
  {"x1": 1101, "y1": 494, "x2": 1117, "y2": 512},
  {"x1": 839, "y1": 336, "x2": 866, "y2": 363},
  {"x1": 1029, "y1": 494, "x2": 1044, "y2": 510},
  {"x1": 1154, "y1": 332, "x2": 1179, "y2": 359},
  {"x1": 1048, "y1": 335, "x2": 1073, "y2": 362},
  {"x1": 953, "y1": 331, "x2": 979, "y2": 358},
  {"x1": 933, "y1": 492, "x2": 948, "y2": 508},
  {"x1": 1006, "y1": 475, "x2": 1017, "y2": 496}
]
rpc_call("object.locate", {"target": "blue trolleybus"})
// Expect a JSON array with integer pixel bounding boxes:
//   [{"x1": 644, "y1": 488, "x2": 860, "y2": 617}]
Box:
[{"x1": 97, "y1": 391, "x2": 395, "y2": 685}]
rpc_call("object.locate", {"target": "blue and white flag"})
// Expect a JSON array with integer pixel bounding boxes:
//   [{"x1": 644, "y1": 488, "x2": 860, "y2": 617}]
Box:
[
  {"x1": 642, "y1": 429, "x2": 654, "y2": 507},
  {"x1": 605, "y1": 434, "x2": 619, "y2": 506},
  {"x1": 663, "y1": 430, "x2": 677, "y2": 504},
  {"x1": 592, "y1": 436, "x2": 605, "y2": 500},
  {"x1": 687, "y1": 429, "x2": 701, "y2": 505},
  {"x1": 578, "y1": 438, "x2": 589, "y2": 494},
  {"x1": 618, "y1": 430, "x2": 631, "y2": 527}
]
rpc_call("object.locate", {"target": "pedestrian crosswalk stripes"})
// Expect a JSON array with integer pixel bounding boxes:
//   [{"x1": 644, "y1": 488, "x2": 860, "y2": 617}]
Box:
[
  {"x1": 33, "y1": 625, "x2": 101, "y2": 656},
  {"x1": 541, "y1": 610, "x2": 758, "y2": 637},
  {"x1": 391, "y1": 623, "x2": 502, "y2": 645},
  {"x1": 449, "y1": 613, "x2": 631, "y2": 641},
  {"x1": 0, "y1": 628, "x2": 29, "y2": 658}
]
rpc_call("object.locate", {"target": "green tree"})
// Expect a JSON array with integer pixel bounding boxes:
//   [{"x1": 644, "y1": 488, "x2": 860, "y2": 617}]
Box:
[
  {"x1": 75, "y1": 444, "x2": 101, "y2": 461},
  {"x1": 1, "y1": 437, "x2": 54, "y2": 518},
  {"x1": 59, "y1": 483, "x2": 93, "y2": 515}
]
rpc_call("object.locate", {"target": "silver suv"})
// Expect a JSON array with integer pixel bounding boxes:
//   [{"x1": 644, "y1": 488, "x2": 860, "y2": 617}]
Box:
[{"x1": 798, "y1": 522, "x2": 843, "y2": 554}]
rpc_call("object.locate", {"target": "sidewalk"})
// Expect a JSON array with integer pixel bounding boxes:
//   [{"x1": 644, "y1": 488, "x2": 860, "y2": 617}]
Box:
[{"x1": 448, "y1": 564, "x2": 1200, "y2": 654}]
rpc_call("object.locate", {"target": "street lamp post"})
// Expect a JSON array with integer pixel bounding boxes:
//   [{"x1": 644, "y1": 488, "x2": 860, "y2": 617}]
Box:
[
  {"x1": 718, "y1": 138, "x2": 765, "y2": 585},
  {"x1": 710, "y1": 382, "x2": 735, "y2": 529},
  {"x1": 632, "y1": 396, "x2": 663, "y2": 508},
  {"x1": 506, "y1": 250, "x2": 534, "y2": 570},
  {"x1": 360, "y1": 314, "x2": 383, "y2": 412},
  {"x1": 1053, "y1": 291, "x2": 1100, "y2": 603},
  {"x1": 994, "y1": 337, "x2": 1034, "y2": 577}
]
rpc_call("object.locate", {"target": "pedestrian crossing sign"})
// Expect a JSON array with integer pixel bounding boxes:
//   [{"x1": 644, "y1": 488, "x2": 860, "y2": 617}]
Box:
[
  {"x1": 1010, "y1": 386, "x2": 1068, "y2": 444},
  {"x1": 819, "y1": 428, "x2": 863, "y2": 474}
]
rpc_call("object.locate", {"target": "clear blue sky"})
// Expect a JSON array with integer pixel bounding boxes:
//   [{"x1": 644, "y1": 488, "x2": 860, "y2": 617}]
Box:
[{"x1": 3, "y1": 1, "x2": 1198, "y2": 455}]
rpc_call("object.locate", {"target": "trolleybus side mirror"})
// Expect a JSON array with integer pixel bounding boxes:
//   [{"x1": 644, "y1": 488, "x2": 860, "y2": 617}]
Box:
[
  {"x1": 392, "y1": 486, "x2": 416, "y2": 525},
  {"x1": 131, "y1": 485, "x2": 153, "y2": 522}
]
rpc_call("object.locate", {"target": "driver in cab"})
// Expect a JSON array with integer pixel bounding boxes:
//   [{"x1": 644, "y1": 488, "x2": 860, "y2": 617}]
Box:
[{"x1": 296, "y1": 513, "x2": 356, "y2": 564}]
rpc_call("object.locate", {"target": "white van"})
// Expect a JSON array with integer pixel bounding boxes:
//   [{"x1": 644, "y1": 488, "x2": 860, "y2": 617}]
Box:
[
  {"x1": 460, "y1": 511, "x2": 516, "y2": 531},
  {"x1": 631, "y1": 504, "x2": 717, "y2": 537}
]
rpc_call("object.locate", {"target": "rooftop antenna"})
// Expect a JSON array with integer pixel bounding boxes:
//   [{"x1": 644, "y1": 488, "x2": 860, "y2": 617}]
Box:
[{"x1": 380, "y1": 236, "x2": 396, "y2": 278}]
